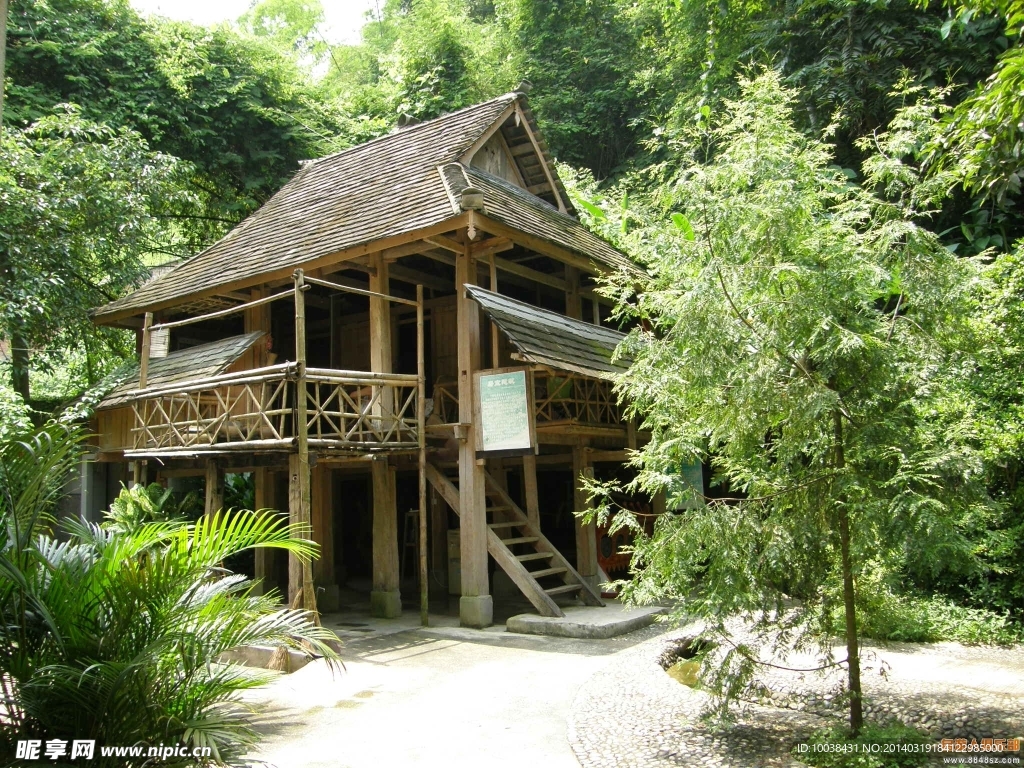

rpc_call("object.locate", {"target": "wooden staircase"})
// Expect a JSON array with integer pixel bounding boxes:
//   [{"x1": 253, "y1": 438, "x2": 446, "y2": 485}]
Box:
[{"x1": 425, "y1": 461, "x2": 604, "y2": 617}]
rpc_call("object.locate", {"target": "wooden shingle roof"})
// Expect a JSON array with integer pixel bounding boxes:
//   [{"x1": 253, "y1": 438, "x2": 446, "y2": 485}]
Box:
[
  {"x1": 442, "y1": 164, "x2": 637, "y2": 275},
  {"x1": 97, "y1": 332, "x2": 264, "y2": 409},
  {"x1": 465, "y1": 285, "x2": 628, "y2": 380},
  {"x1": 93, "y1": 92, "x2": 637, "y2": 324}
]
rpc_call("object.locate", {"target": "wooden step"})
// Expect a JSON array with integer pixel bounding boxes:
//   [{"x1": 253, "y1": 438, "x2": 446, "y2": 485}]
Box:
[
  {"x1": 529, "y1": 566, "x2": 568, "y2": 579},
  {"x1": 486, "y1": 505, "x2": 511, "y2": 513},
  {"x1": 544, "y1": 584, "x2": 584, "y2": 596},
  {"x1": 488, "y1": 521, "x2": 522, "y2": 530},
  {"x1": 517, "y1": 552, "x2": 554, "y2": 563},
  {"x1": 501, "y1": 536, "x2": 539, "y2": 546}
]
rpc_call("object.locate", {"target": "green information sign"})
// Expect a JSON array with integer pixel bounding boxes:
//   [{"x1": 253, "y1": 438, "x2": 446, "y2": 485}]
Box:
[{"x1": 475, "y1": 368, "x2": 535, "y2": 454}]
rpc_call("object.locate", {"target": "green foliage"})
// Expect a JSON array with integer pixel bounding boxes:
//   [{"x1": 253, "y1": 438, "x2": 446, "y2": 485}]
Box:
[
  {"x1": 102, "y1": 483, "x2": 201, "y2": 534},
  {"x1": 591, "y1": 70, "x2": 988, "y2": 727},
  {"x1": 0, "y1": 108, "x2": 185, "y2": 399},
  {"x1": 796, "y1": 723, "x2": 931, "y2": 768},
  {"x1": 836, "y1": 565, "x2": 1024, "y2": 645},
  {"x1": 238, "y1": 0, "x2": 328, "y2": 64},
  {"x1": 0, "y1": 425, "x2": 339, "y2": 765},
  {"x1": 325, "y1": 0, "x2": 517, "y2": 124},
  {"x1": 930, "y1": 0, "x2": 1024, "y2": 204},
  {"x1": 5, "y1": 0, "x2": 350, "y2": 246}
]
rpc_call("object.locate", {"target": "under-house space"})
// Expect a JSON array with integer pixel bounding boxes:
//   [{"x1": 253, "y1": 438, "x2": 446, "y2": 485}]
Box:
[{"x1": 85, "y1": 87, "x2": 657, "y2": 628}]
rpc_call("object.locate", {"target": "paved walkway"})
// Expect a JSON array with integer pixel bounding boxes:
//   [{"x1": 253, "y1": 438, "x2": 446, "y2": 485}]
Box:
[
  {"x1": 244, "y1": 611, "x2": 1024, "y2": 768},
  {"x1": 244, "y1": 617, "x2": 665, "y2": 768},
  {"x1": 568, "y1": 627, "x2": 1024, "y2": 768}
]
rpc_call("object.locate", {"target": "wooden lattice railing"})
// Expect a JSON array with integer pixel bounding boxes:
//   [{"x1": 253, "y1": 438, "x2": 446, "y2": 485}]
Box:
[
  {"x1": 126, "y1": 364, "x2": 419, "y2": 455},
  {"x1": 431, "y1": 370, "x2": 623, "y2": 427}
]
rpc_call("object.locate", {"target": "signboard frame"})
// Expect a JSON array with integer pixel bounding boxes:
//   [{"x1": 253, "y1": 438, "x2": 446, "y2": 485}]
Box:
[{"x1": 473, "y1": 366, "x2": 538, "y2": 458}]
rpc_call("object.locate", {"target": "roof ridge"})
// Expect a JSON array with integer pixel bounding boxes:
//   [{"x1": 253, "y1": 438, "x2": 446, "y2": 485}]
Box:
[{"x1": 304, "y1": 92, "x2": 520, "y2": 167}]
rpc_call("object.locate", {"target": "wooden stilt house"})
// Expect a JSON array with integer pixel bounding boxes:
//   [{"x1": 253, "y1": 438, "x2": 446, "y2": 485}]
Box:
[{"x1": 87, "y1": 88, "x2": 648, "y2": 628}]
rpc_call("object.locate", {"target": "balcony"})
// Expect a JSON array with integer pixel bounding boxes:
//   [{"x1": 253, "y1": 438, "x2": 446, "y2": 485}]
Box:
[{"x1": 123, "y1": 363, "x2": 420, "y2": 457}]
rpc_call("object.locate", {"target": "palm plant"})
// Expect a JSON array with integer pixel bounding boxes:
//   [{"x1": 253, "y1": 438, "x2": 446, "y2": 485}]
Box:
[{"x1": 0, "y1": 424, "x2": 340, "y2": 766}]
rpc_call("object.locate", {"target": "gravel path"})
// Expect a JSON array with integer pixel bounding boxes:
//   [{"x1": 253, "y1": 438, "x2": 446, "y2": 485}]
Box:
[{"x1": 568, "y1": 624, "x2": 1024, "y2": 768}]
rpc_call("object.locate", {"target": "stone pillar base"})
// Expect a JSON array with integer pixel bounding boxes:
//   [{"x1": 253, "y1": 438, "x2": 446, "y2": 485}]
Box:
[
  {"x1": 318, "y1": 583, "x2": 341, "y2": 613},
  {"x1": 460, "y1": 594, "x2": 493, "y2": 629},
  {"x1": 370, "y1": 589, "x2": 402, "y2": 618}
]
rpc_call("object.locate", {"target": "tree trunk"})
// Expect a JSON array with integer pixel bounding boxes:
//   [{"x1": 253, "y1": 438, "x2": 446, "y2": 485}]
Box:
[
  {"x1": 834, "y1": 409, "x2": 863, "y2": 735},
  {"x1": 10, "y1": 327, "x2": 29, "y2": 404},
  {"x1": 1, "y1": 0, "x2": 8, "y2": 129}
]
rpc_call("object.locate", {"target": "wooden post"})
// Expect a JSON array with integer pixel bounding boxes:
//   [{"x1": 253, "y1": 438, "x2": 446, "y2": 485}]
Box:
[
  {"x1": 369, "y1": 252, "x2": 394, "y2": 417},
  {"x1": 429, "y1": 486, "x2": 449, "y2": 591},
  {"x1": 457, "y1": 232, "x2": 492, "y2": 628},
  {"x1": 371, "y1": 457, "x2": 401, "y2": 617},
  {"x1": 522, "y1": 453, "x2": 541, "y2": 529},
  {"x1": 572, "y1": 444, "x2": 598, "y2": 591},
  {"x1": 245, "y1": 287, "x2": 270, "y2": 368},
  {"x1": 417, "y1": 284, "x2": 428, "y2": 626},
  {"x1": 287, "y1": 453, "x2": 303, "y2": 606},
  {"x1": 204, "y1": 460, "x2": 223, "y2": 517},
  {"x1": 312, "y1": 462, "x2": 339, "y2": 611},
  {"x1": 253, "y1": 468, "x2": 276, "y2": 597},
  {"x1": 489, "y1": 254, "x2": 500, "y2": 366},
  {"x1": 565, "y1": 267, "x2": 582, "y2": 320},
  {"x1": 292, "y1": 269, "x2": 316, "y2": 617},
  {"x1": 139, "y1": 312, "x2": 153, "y2": 388},
  {"x1": 369, "y1": 253, "x2": 401, "y2": 618}
]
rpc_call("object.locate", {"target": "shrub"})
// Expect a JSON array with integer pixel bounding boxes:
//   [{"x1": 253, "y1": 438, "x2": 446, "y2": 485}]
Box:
[
  {"x1": 795, "y1": 723, "x2": 931, "y2": 768},
  {"x1": 0, "y1": 425, "x2": 339, "y2": 766}
]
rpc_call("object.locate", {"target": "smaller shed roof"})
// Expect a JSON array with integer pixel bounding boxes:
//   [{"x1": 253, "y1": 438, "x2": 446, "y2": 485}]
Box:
[
  {"x1": 465, "y1": 285, "x2": 628, "y2": 380},
  {"x1": 98, "y1": 332, "x2": 264, "y2": 409}
]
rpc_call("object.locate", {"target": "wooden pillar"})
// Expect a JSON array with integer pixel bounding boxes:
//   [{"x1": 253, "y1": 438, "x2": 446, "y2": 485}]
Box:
[
  {"x1": 291, "y1": 269, "x2": 316, "y2": 616},
  {"x1": 429, "y1": 486, "x2": 449, "y2": 591},
  {"x1": 368, "y1": 253, "x2": 401, "y2": 617},
  {"x1": 572, "y1": 444, "x2": 598, "y2": 590},
  {"x1": 204, "y1": 460, "x2": 223, "y2": 517},
  {"x1": 565, "y1": 266, "x2": 582, "y2": 320},
  {"x1": 287, "y1": 453, "x2": 303, "y2": 606},
  {"x1": 457, "y1": 233, "x2": 492, "y2": 628},
  {"x1": 253, "y1": 468, "x2": 277, "y2": 597},
  {"x1": 371, "y1": 457, "x2": 401, "y2": 617},
  {"x1": 245, "y1": 287, "x2": 270, "y2": 368},
  {"x1": 521, "y1": 453, "x2": 541, "y2": 529},
  {"x1": 312, "y1": 461, "x2": 339, "y2": 611}
]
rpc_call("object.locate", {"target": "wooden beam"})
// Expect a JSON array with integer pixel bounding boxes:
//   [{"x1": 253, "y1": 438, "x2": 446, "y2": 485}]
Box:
[
  {"x1": 424, "y1": 234, "x2": 463, "y2": 254},
  {"x1": 472, "y1": 215, "x2": 604, "y2": 277},
  {"x1": 458, "y1": 102, "x2": 517, "y2": 166},
  {"x1": 388, "y1": 263, "x2": 452, "y2": 294},
  {"x1": 493, "y1": 255, "x2": 566, "y2": 291},
  {"x1": 514, "y1": 103, "x2": 567, "y2": 213},
  {"x1": 470, "y1": 236, "x2": 513, "y2": 258}
]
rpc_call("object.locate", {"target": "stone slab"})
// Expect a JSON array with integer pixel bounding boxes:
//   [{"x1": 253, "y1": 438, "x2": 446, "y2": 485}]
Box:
[
  {"x1": 506, "y1": 602, "x2": 668, "y2": 639},
  {"x1": 219, "y1": 645, "x2": 312, "y2": 673}
]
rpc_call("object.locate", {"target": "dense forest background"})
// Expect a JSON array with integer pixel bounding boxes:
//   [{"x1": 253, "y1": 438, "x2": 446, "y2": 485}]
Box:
[{"x1": 1, "y1": 0, "x2": 1022, "y2": 629}]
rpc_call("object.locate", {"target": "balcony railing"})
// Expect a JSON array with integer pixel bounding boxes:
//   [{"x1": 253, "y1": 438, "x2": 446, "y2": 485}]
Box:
[
  {"x1": 431, "y1": 370, "x2": 623, "y2": 428},
  {"x1": 125, "y1": 363, "x2": 419, "y2": 456}
]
